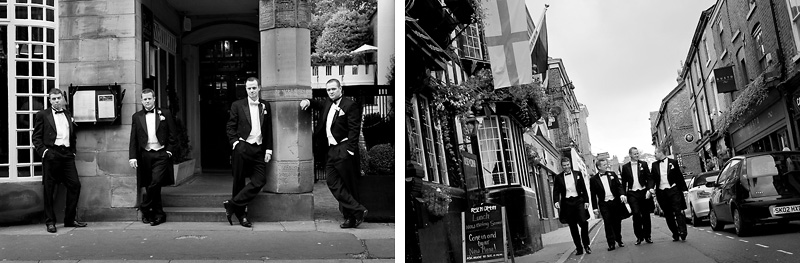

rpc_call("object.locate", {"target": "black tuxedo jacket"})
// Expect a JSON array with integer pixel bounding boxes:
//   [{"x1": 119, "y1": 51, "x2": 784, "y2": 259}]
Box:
[
  {"x1": 620, "y1": 160, "x2": 652, "y2": 193},
  {"x1": 128, "y1": 108, "x2": 178, "y2": 159},
  {"x1": 589, "y1": 171, "x2": 625, "y2": 210},
  {"x1": 308, "y1": 97, "x2": 362, "y2": 153},
  {"x1": 553, "y1": 171, "x2": 589, "y2": 206},
  {"x1": 32, "y1": 109, "x2": 77, "y2": 156},
  {"x1": 225, "y1": 98, "x2": 274, "y2": 151},
  {"x1": 650, "y1": 158, "x2": 688, "y2": 192}
]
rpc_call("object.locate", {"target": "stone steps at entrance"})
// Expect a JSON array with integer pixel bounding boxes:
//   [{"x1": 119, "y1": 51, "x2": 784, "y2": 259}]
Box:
[{"x1": 158, "y1": 173, "x2": 314, "y2": 222}]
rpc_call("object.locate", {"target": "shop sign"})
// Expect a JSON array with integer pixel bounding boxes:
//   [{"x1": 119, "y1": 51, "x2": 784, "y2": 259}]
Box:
[
  {"x1": 462, "y1": 151, "x2": 480, "y2": 192},
  {"x1": 714, "y1": 66, "x2": 736, "y2": 93},
  {"x1": 463, "y1": 203, "x2": 508, "y2": 263},
  {"x1": 731, "y1": 102, "x2": 786, "y2": 150}
]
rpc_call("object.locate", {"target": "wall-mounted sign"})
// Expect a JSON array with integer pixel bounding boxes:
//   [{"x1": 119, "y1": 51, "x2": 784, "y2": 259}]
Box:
[
  {"x1": 714, "y1": 66, "x2": 736, "y2": 93},
  {"x1": 684, "y1": 133, "x2": 694, "y2": 142},
  {"x1": 462, "y1": 203, "x2": 508, "y2": 263},
  {"x1": 462, "y1": 151, "x2": 480, "y2": 192},
  {"x1": 68, "y1": 84, "x2": 124, "y2": 125}
]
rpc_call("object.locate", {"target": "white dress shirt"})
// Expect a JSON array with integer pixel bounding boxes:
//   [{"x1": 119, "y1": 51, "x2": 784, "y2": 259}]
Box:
[
  {"x1": 53, "y1": 109, "x2": 70, "y2": 147},
  {"x1": 600, "y1": 174, "x2": 615, "y2": 201},
  {"x1": 630, "y1": 161, "x2": 646, "y2": 191},
  {"x1": 245, "y1": 98, "x2": 262, "y2": 145},
  {"x1": 564, "y1": 172, "x2": 578, "y2": 198},
  {"x1": 659, "y1": 160, "x2": 671, "y2": 190},
  {"x1": 325, "y1": 100, "x2": 341, "y2": 146},
  {"x1": 144, "y1": 110, "x2": 164, "y2": 151}
]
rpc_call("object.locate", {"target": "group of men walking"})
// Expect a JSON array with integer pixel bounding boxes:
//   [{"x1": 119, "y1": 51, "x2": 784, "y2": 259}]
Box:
[
  {"x1": 552, "y1": 147, "x2": 689, "y2": 255},
  {"x1": 34, "y1": 77, "x2": 367, "y2": 232}
]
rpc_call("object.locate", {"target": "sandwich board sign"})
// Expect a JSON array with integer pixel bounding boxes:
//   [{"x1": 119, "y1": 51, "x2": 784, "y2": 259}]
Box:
[{"x1": 462, "y1": 203, "x2": 508, "y2": 262}]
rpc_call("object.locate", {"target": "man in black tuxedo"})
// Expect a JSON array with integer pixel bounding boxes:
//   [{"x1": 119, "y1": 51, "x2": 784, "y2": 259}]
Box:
[
  {"x1": 300, "y1": 79, "x2": 367, "y2": 228},
  {"x1": 620, "y1": 147, "x2": 653, "y2": 245},
  {"x1": 553, "y1": 157, "x2": 592, "y2": 255},
  {"x1": 32, "y1": 88, "x2": 87, "y2": 233},
  {"x1": 128, "y1": 88, "x2": 177, "y2": 226},
  {"x1": 651, "y1": 147, "x2": 689, "y2": 241},
  {"x1": 224, "y1": 77, "x2": 274, "y2": 228},
  {"x1": 590, "y1": 158, "x2": 626, "y2": 251}
]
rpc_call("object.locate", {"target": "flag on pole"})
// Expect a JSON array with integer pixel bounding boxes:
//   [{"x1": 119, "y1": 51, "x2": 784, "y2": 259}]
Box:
[
  {"x1": 481, "y1": 0, "x2": 533, "y2": 89},
  {"x1": 529, "y1": 5, "x2": 549, "y2": 79}
]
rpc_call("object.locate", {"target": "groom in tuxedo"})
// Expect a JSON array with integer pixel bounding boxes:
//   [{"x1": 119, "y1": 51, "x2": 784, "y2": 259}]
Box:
[
  {"x1": 651, "y1": 147, "x2": 689, "y2": 241},
  {"x1": 590, "y1": 158, "x2": 626, "y2": 251},
  {"x1": 620, "y1": 147, "x2": 653, "y2": 245},
  {"x1": 553, "y1": 157, "x2": 592, "y2": 255},
  {"x1": 129, "y1": 88, "x2": 177, "y2": 226}
]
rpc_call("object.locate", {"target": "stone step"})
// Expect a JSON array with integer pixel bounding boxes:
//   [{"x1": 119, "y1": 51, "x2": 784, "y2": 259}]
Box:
[
  {"x1": 163, "y1": 207, "x2": 228, "y2": 222},
  {"x1": 162, "y1": 193, "x2": 229, "y2": 208}
]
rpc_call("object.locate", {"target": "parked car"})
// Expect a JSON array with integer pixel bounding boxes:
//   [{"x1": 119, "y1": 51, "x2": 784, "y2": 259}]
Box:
[
  {"x1": 683, "y1": 171, "x2": 720, "y2": 225},
  {"x1": 708, "y1": 151, "x2": 800, "y2": 236}
]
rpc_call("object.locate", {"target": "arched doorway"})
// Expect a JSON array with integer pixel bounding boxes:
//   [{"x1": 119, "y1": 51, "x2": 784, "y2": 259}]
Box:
[{"x1": 198, "y1": 39, "x2": 258, "y2": 170}]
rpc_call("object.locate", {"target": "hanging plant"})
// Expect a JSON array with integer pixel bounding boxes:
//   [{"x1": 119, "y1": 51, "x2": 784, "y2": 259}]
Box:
[
  {"x1": 422, "y1": 185, "x2": 452, "y2": 218},
  {"x1": 717, "y1": 64, "x2": 775, "y2": 133}
]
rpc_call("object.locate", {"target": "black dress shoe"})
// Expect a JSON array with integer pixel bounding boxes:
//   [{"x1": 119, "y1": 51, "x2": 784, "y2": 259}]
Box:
[
  {"x1": 46, "y1": 224, "x2": 57, "y2": 233},
  {"x1": 635, "y1": 238, "x2": 642, "y2": 245},
  {"x1": 672, "y1": 235, "x2": 680, "y2": 241},
  {"x1": 354, "y1": 209, "x2": 368, "y2": 227},
  {"x1": 575, "y1": 249, "x2": 584, "y2": 255},
  {"x1": 617, "y1": 242, "x2": 624, "y2": 247},
  {"x1": 584, "y1": 246, "x2": 592, "y2": 254},
  {"x1": 223, "y1": 201, "x2": 234, "y2": 226},
  {"x1": 239, "y1": 217, "x2": 252, "y2": 228},
  {"x1": 681, "y1": 232, "x2": 687, "y2": 241},
  {"x1": 150, "y1": 217, "x2": 165, "y2": 226},
  {"x1": 64, "y1": 221, "x2": 87, "y2": 227},
  {"x1": 645, "y1": 238, "x2": 653, "y2": 243},
  {"x1": 608, "y1": 245, "x2": 616, "y2": 251},
  {"x1": 142, "y1": 216, "x2": 151, "y2": 224},
  {"x1": 340, "y1": 218, "x2": 356, "y2": 229}
]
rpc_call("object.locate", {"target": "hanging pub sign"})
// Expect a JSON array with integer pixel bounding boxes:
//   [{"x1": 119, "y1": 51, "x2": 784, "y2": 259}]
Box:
[
  {"x1": 462, "y1": 203, "x2": 509, "y2": 263},
  {"x1": 462, "y1": 151, "x2": 481, "y2": 192},
  {"x1": 714, "y1": 66, "x2": 736, "y2": 93},
  {"x1": 67, "y1": 84, "x2": 124, "y2": 125}
]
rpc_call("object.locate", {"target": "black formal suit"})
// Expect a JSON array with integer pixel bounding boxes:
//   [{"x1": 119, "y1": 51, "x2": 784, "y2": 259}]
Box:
[
  {"x1": 590, "y1": 171, "x2": 626, "y2": 247},
  {"x1": 225, "y1": 98, "x2": 273, "y2": 209},
  {"x1": 620, "y1": 160, "x2": 653, "y2": 241},
  {"x1": 553, "y1": 170, "x2": 591, "y2": 251},
  {"x1": 128, "y1": 107, "x2": 177, "y2": 222},
  {"x1": 307, "y1": 97, "x2": 366, "y2": 221},
  {"x1": 32, "y1": 108, "x2": 81, "y2": 226},
  {"x1": 651, "y1": 157, "x2": 689, "y2": 240}
]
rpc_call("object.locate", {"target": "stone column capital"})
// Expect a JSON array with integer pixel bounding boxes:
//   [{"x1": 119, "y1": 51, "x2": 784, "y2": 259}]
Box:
[{"x1": 259, "y1": 0, "x2": 312, "y2": 31}]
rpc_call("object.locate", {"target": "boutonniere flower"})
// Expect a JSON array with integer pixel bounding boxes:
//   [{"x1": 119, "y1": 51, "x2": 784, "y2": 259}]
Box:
[
  {"x1": 261, "y1": 103, "x2": 267, "y2": 115},
  {"x1": 157, "y1": 110, "x2": 165, "y2": 121},
  {"x1": 668, "y1": 163, "x2": 674, "y2": 170},
  {"x1": 576, "y1": 175, "x2": 581, "y2": 180},
  {"x1": 338, "y1": 108, "x2": 345, "y2": 116}
]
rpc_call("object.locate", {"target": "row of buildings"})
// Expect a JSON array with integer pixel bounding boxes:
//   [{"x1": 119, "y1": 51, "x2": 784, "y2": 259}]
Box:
[
  {"x1": 652, "y1": 0, "x2": 800, "y2": 176},
  {"x1": 405, "y1": 0, "x2": 596, "y2": 261}
]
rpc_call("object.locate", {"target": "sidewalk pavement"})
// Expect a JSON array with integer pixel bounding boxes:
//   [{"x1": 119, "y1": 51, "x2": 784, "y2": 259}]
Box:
[
  {"x1": 515, "y1": 218, "x2": 602, "y2": 263},
  {"x1": 0, "y1": 220, "x2": 394, "y2": 262}
]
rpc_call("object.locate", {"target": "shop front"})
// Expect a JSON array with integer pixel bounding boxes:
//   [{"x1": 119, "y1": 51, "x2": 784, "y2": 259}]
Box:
[{"x1": 730, "y1": 96, "x2": 791, "y2": 155}]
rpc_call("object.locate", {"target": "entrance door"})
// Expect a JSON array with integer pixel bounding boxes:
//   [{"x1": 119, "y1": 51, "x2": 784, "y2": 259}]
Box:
[{"x1": 199, "y1": 39, "x2": 258, "y2": 170}]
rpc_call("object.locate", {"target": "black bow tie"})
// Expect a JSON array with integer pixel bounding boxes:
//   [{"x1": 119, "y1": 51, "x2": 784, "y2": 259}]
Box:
[
  {"x1": 145, "y1": 108, "x2": 155, "y2": 113},
  {"x1": 54, "y1": 109, "x2": 64, "y2": 114},
  {"x1": 330, "y1": 98, "x2": 341, "y2": 104}
]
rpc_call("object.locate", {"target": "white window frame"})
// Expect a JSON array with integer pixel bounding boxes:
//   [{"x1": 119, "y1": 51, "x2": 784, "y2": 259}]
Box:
[
  {"x1": 476, "y1": 116, "x2": 529, "y2": 188},
  {"x1": 1, "y1": 0, "x2": 59, "y2": 182},
  {"x1": 787, "y1": 0, "x2": 800, "y2": 61},
  {"x1": 409, "y1": 94, "x2": 449, "y2": 185},
  {"x1": 461, "y1": 24, "x2": 483, "y2": 60}
]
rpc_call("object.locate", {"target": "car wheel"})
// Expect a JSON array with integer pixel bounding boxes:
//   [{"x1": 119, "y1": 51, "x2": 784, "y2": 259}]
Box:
[
  {"x1": 691, "y1": 206, "x2": 700, "y2": 226},
  {"x1": 733, "y1": 208, "x2": 751, "y2": 237},
  {"x1": 710, "y1": 208, "x2": 725, "y2": 231}
]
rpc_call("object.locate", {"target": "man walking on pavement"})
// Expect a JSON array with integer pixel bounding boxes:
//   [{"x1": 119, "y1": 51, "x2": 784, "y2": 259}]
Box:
[
  {"x1": 224, "y1": 77, "x2": 274, "y2": 228},
  {"x1": 651, "y1": 146, "x2": 689, "y2": 241},
  {"x1": 32, "y1": 88, "x2": 87, "y2": 233},
  {"x1": 620, "y1": 147, "x2": 654, "y2": 245},
  {"x1": 553, "y1": 157, "x2": 592, "y2": 255},
  {"x1": 300, "y1": 79, "x2": 367, "y2": 229},
  {"x1": 129, "y1": 88, "x2": 178, "y2": 226},
  {"x1": 590, "y1": 158, "x2": 627, "y2": 251}
]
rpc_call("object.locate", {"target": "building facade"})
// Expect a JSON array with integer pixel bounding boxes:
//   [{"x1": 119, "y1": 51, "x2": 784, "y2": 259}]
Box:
[{"x1": 652, "y1": 80, "x2": 703, "y2": 175}]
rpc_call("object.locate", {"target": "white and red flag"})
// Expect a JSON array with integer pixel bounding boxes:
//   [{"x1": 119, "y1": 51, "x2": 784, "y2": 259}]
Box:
[{"x1": 481, "y1": 0, "x2": 533, "y2": 89}]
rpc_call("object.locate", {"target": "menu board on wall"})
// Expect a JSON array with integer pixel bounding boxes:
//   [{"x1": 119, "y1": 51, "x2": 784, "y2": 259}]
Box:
[{"x1": 462, "y1": 203, "x2": 508, "y2": 263}]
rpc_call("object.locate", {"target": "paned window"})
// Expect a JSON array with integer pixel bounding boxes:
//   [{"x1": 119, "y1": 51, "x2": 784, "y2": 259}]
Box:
[
  {"x1": 476, "y1": 116, "x2": 530, "y2": 188},
  {"x1": 408, "y1": 94, "x2": 449, "y2": 185},
  {"x1": 461, "y1": 24, "x2": 483, "y2": 60},
  {"x1": 788, "y1": 0, "x2": 800, "y2": 54}
]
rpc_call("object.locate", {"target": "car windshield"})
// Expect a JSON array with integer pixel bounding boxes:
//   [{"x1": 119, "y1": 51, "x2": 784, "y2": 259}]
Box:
[
  {"x1": 693, "y1": 174, "x2": 718, "y2": 187},
  {"x1": 746, "y1": 154, "x2": 800, "y2": 198}
]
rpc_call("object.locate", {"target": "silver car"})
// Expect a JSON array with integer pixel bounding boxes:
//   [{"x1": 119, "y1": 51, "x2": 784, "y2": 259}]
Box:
[{"x1": 684, "y1": 171, "x2": 720, "y2": 225}]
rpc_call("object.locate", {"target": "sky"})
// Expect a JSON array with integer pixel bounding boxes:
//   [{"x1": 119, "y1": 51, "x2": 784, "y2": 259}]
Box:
[{"x1": 525, "y1": 0, "x2": 717, "y2": 159}]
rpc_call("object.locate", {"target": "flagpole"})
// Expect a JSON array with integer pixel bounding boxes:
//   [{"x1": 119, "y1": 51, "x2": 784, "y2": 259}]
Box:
[{"x1": 528, "y1": 4, "x2": 549, "y2": 51}]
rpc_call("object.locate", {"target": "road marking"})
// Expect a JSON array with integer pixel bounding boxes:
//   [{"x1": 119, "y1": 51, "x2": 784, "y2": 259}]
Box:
[
  {"x1": 777, "y1": 250, "x2": 793, "y2": 255},
  {"x1": 715, "y1": 233, "x2": 722, "y2": 236},
  {"x1": 756, "y1": 244, "x2": 769, "y2": 248},
  {"x1": 707, "y1": 231, "x2": 712, "y2": 233},
  {"x1": 726, "y1": 236, "x2": 734, "y2": 239},
  {"x1": 739, "y1": 239, "x2": 749, "y2": 243}
]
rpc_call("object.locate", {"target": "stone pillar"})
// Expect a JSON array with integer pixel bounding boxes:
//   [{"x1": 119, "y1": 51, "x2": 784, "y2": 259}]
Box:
[{"x1": 259, "y1": 0, "x2": 313, "y2": 195}]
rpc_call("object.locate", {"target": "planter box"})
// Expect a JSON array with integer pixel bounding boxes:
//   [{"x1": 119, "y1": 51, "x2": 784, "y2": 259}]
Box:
[
  {"x1": 358, "y1": 175, "x2": 394, "y2": 222},
  {"x1": 172, "y1": 159, "x2": 196, "y2": 186}
]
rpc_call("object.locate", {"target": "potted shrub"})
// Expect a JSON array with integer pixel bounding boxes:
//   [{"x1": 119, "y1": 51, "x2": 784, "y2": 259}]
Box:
[{"x1": 359, "y1": 143, "x2": 394, "y2": 222}]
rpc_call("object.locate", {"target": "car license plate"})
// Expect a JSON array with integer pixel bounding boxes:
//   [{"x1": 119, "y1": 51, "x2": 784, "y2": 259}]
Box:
[{"x1": 773, "y1": 205, "x2": 800, "y2": 215}]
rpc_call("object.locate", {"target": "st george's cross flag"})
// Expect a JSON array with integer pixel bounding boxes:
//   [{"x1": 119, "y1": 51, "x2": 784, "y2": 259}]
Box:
[{"x1": 481, "y1": 0, "x2": 533, "y2": 89}]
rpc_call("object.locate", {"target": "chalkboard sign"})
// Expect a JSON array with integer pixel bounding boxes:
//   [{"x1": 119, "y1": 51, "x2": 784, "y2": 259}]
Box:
[{"x1": 462, "y1": 203, "x2": 508, "y2": 263}]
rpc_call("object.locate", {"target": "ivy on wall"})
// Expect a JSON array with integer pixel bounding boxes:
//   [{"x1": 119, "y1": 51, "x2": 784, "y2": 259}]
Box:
[{"x1": 717, "y1": 64, "x2": 774, "y2": 133}]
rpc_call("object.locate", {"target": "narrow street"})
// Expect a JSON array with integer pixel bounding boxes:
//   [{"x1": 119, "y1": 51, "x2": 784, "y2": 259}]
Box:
[{"x1": 567, "y1": 215, "x2": 800, "y2": 263}]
